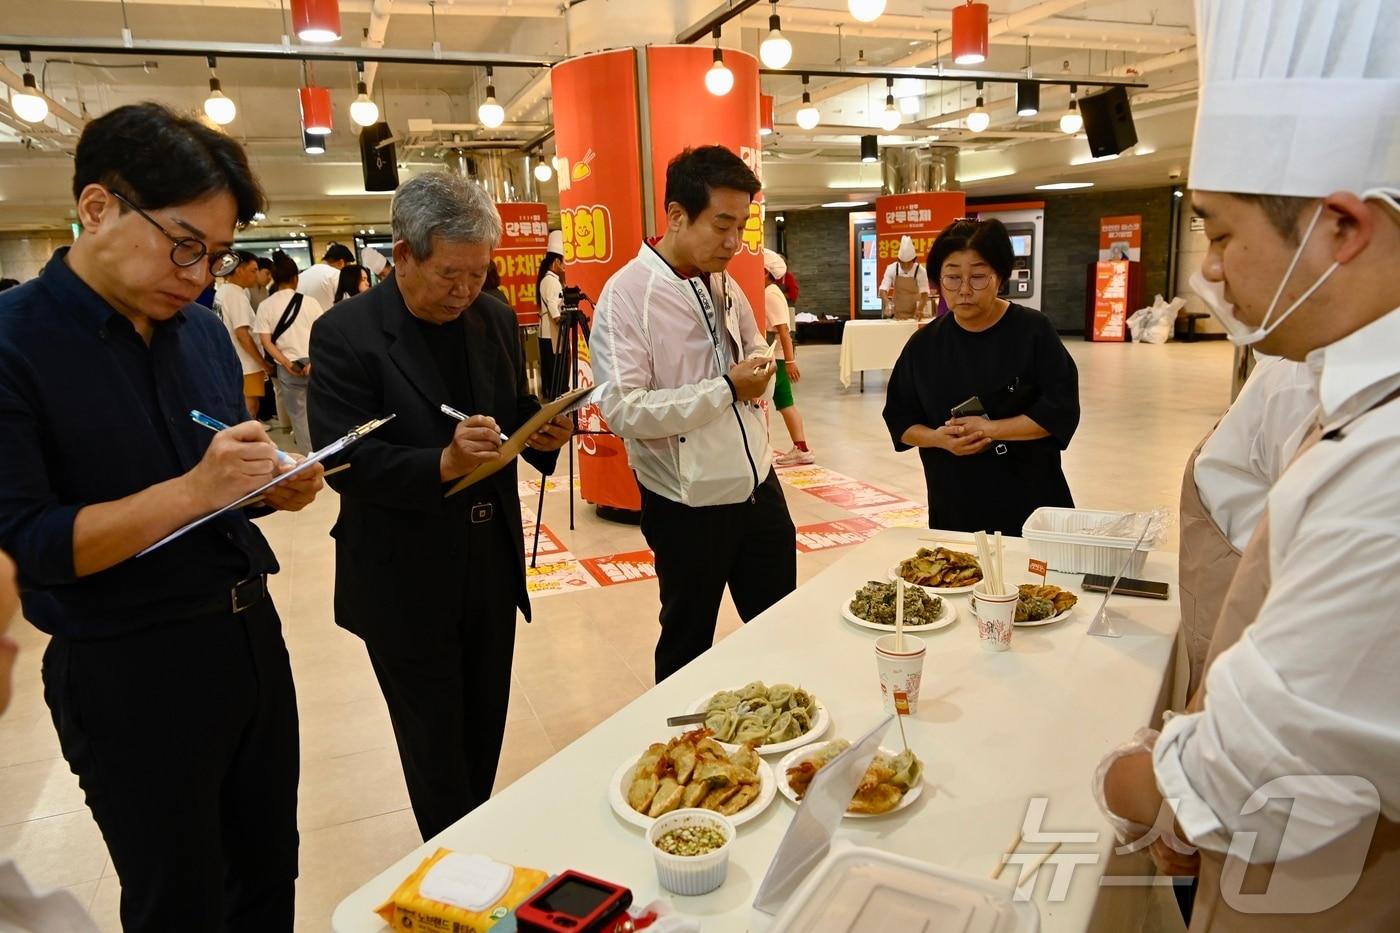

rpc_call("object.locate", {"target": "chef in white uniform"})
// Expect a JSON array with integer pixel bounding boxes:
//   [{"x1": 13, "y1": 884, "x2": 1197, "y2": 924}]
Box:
[
  {"x1": 879, "y1": 236, "x2": 931, "y2": 320},
  {"x1": 1097, "y1": 1, "x2": 1400, "y2": 929}
]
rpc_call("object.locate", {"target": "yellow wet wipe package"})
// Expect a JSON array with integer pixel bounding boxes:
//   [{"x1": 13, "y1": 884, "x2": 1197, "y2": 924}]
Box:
[{"x1": 375, "y1": 848, "x2": 549, "y2": 932}]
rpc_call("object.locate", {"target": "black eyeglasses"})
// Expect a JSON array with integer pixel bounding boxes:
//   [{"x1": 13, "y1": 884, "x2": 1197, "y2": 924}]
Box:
[
  {"x1": 941, "y1": 273, "x2": 995, "y2": 292},
  {"x1": 109, "y1": 189, "x2": 240, "y2": 278}
]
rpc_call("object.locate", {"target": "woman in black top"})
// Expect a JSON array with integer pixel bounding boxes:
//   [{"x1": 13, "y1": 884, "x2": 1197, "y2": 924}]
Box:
[{"x1": 883, "y1": 218, "x2": 1079, "y2": 534}]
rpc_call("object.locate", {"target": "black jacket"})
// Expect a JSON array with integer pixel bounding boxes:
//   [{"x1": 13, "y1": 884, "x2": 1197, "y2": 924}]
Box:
[{"x1": 308, "y1": 279, "x2": 558, "y2": 643}]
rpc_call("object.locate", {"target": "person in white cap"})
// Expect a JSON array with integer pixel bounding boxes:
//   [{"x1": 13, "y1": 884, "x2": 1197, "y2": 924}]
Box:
[
  {"x1": 359, "y1": 245, "x2": 390, "y2": 280},
  {"x1": 878, "y1": 235, "x2": 931, "y2": 320},
  {"x1": 763, "y1": 248, "x2": 813, "y2": 466},
  {"x1": 536, "y1": 229, "x2": 566, "y2": 397},
  {"x1": 1098, "y1": 1, "x2": 1400, "y2": 928}
]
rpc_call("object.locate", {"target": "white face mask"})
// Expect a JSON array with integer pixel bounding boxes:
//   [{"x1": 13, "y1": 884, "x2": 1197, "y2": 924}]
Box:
[{"x1": 1191, "y1": 187, "x2": 1399, "y2": 347}]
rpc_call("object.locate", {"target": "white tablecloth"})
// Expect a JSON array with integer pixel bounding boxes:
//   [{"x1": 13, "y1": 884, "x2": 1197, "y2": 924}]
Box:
[
  {"x1": 837, "y1": 320, "x2": 921, "y2": 389},
  {"x1": 334, "y1": 529, "x2": 1180, "y2": 932}
]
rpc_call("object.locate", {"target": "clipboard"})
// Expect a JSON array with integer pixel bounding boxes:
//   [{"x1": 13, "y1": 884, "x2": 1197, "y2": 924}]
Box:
[
  {"x1": 137, "y1": 415, "x2": 395, "y2": 557},
  {"x1": 444, "y1": 383, "x2": 604, "y2": 498}
]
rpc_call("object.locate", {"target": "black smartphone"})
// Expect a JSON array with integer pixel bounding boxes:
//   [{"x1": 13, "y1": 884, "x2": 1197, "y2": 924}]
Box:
[
  {"x1": 951, "y1": 396, "x2": 986, "y2": 418},
  {"x1": 1082, "y1": 574, "x2": 1170, "y2": 599}
]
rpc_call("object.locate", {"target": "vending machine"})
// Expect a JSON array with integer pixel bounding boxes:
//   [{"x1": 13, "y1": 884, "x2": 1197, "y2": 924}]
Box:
[{"x1": 973, "y1": 207, "x2": 1044, "y2": 311}]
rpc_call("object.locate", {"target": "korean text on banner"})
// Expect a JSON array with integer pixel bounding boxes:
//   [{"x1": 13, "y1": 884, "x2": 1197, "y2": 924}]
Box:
[{"x1": 495, "y1": 202, "x2": 549, "y2": 324}]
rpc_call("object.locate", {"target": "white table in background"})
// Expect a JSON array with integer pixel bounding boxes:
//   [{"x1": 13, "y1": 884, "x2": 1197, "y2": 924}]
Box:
[
  {"x1": 334, "y1": 529, "x2": 1180, "y2": 932},
  {"x1": 837, "y1": 319, "x2": 921, "y2": 391}
]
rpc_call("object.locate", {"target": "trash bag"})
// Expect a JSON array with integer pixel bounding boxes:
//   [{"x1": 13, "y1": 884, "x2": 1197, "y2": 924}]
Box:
[{"x1": 1127, "y1": 294, "x2": 1186, "y2": 344}]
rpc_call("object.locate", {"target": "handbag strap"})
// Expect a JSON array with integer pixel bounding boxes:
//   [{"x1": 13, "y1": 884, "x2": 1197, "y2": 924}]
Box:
[{"x1": 270, "y1": 293, "x2": 305, "y2": 346}]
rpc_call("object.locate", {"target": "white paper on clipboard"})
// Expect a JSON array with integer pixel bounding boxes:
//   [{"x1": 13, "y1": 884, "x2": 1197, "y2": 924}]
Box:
[{"x1": 136, "y1": 415, "x2": 395, "y2": 557}]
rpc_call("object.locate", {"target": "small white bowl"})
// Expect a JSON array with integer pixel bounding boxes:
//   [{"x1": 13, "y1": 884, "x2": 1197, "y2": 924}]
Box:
[{"x1": 645, "y1": 808, "x2": 735, "y2": 896}]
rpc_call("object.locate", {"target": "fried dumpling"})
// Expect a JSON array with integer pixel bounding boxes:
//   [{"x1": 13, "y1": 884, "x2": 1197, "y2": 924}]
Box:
[
  {"x1": 672, "y1": 741, "x2": 699, "y2": 784},
  {"x1": 848, "y1": 782, "x2": 903, "y2": 815},
  {"x1": 647, "y1": 777, "x2": 685, "y2": 817},
  {"x1": 697, "y1": 737, "x2": 730, "y2": 760},
  {"x1": 701, "y1": 784, "x2": 739, "y2": 811},
  {"x1": 681, "y1": 779, "x2": 710, "y2": 810},
  {"x1": 717, "y1": 782, "x2": 759, "y2": 816},
  {"x1": 730, "y1": 745, "x2": 761, "y2": 775},
  {"x1": 627, "y1": 771, "x2": 658, "y2": 813}
]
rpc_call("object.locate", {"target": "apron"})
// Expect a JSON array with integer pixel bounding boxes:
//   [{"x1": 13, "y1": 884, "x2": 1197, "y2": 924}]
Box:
[
  {"x1": 892, "y1": 268, "x2": 922, "y2": 320},
  {"x1": 1177, "y1": 428, "x2": 1243, "y2": 700},
  {"x1": 1187, "y1": 389, "x2": 1400, "y2": 932}
]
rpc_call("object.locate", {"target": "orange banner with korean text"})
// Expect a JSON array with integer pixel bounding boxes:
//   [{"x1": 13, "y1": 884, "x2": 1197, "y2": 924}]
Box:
[
  {"x1": 873, "y1": 192, "x2": 966, "y2": 316},
  {"x1": 494, "y1": 202, "x2": 549, "y2": 325},
  {"x1": 551, "y1": 48, "x2": 647, "y2": 511},
  {"x1": 644, "y1": 45, "x2": 764, "y2": 324},
  {"x1": 1091, "y1": 260, "x2": 1130, "y2": 341}
]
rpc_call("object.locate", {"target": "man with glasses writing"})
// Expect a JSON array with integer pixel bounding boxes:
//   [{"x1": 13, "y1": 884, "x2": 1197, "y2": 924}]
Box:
[
  {"x1": 0, "y1": 103, "x2": 322, "y2": 931},
  {"x1": 882, "y1": 217, "x2": 1080, "y2": 534}
]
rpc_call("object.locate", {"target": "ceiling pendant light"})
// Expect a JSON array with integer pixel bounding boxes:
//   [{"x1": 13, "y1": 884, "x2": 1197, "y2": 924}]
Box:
[
  {"x1": 290, "y1": 0, "x2": 341, "y2": 43},
  {"x1": 878, "y1": 78, "x2": 901, "y2": 131},
  {"x1": 11, "y1": 51, "x2": 48, "y2": 124},
  {"x1": 202, "y1": 56, "x2": 236, "y2": 126},
  {"x1": 1016, "y1": 37, "x2": 1039, "y2": 116},
  {"x1": 300, "y1": 84, "x2": 333, "y2": 135},
  {"x1": 966, "y1": 81, "x2": 990, "y2": 132},
  {"x1": 795, "y1": 74, "x2": 820, "y2": 129},
  {"x1": 705, "y1": 29, "x2": 734, "y2": 96},
  {"x1": 759, "y1": 94, "x2": 775, "y2": 137},
  {"x1": 848, "y1": 0, "x2": 886, "y2": 23},
  {"x1": 1060, "y1": 84, "x2": 1083, "y2": 134},
  {"x1": 759, "y1": 1, "x2": 793, "y2": 70},
  {"x1": 349, "y1": 60, "x2": 379, "y2": 127},
  {"x1": 952, "y1": 1, "x2": 989, "y2": 66},
  {"x1": 478, "y1": 66, "x2": 505, "y2": 128},
  {"x1": 860, "y1": 134, "x2": 879, "y2": 163},
  {"x1": 534, "y1": 156, "x2": 553, "y2": 183},
  {"x1": 303, "y1": 129, "x2": 326, "y2": 155}
]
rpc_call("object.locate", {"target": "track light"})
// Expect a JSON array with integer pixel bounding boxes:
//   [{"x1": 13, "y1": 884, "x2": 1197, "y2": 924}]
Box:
[
  {"x1": 795, "y1": 75, "x2": 819, "y2": 129},
  {"x1": 303, "y1": 130, "x2": 325, "y2": 155},
  {"x1": 349, "y1": 61, "x2": 378, "y2": 127},
  {"x1": 478, "y1": 66, "x2": 505, "y2": 128},
  {"x1": 860, "y1": 134, "x2": 878, "y2": 163},
  {"x1": 1060, "y1": 84, "x2": 1083, "y2": 134},
  {"x1": 966, "y1": 81, "x2": 989, "y2": 133},
  {"x1": 291, "y1": 0, "x2": 341, "y2": 43},
  {"x1": 705, "y1": 29, "x2": 734, "y2": 96},
  {"x1": 299, "y1": 85, "x2": 332, "y2": 135},
  {"x1": 12, "y1": 51, "x2": 48, "y2": 124},
  {"x1": 878, "y1": 78, "x2": 901, "y2": 131},
  {"x1": 952, "y1": 1, "x2": 989, "y2": 65},
  {"x1": 759, "y1": 1, "x2": 793, "y2": 70},
  {"x1": 1015, "y1": 80, "x2": 1040, "y2": 117},
  {"x1": 202, "y1": 56, "x2": 236, "y2": 125}
]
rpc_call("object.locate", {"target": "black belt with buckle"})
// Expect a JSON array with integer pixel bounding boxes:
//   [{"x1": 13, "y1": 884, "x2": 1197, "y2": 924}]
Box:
[
  {"x1": 470, "y1": 502, "x2": 495, "y2": 524},
  {"x1": 994, "y1": 442, "x2": 1009, "y2": 456},
  {"x1": 231, "y1": 574, "x2": 268, "y2": 614}
]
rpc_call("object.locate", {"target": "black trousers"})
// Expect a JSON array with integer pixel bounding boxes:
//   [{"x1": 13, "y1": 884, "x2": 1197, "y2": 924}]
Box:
[
  {"x1": 640, "y1": 469, "x2": 796, "y2": 682},
  {"x1": 538, "y1": 336, "x2": 558, "y2": 399},
  {"x1": 42, "y1": 600, "x2": 299, "y2": 933},
  {"x1": 364, "y1": 505, "x2": 518, "y2": 841}
]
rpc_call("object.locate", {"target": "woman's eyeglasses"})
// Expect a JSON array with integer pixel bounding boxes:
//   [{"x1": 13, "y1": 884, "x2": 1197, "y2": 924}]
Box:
[
  {"x1": 940, "y1": 273, "x2": 994, "y2": 292},
  {"x1": 109, "y1": 190, "x2": 240, "y2": 278}
]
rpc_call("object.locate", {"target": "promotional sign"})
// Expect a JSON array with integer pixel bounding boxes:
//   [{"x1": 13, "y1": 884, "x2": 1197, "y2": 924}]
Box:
[
  {"x1": 1091, "y1": 260, "x2": 1131, "y2": 341},
  {"x1": 580, "y1": 549, "x2": 658, "y2": 587},
  {"x1": 645, "y1": 45, "x2": 764, "y2": 320},
  {"x1": 1098, "y1": 214, "x2": 1142, "y2": 262},
  {"x1": 551, "y1": 49, "x2": 648, "y2": 511},
  {"x1": 872, "y1": 191, "x2": 966, "y2": 315},
  {"x1": 494, "y1": 202, "x2": 549, "y2": 325}
]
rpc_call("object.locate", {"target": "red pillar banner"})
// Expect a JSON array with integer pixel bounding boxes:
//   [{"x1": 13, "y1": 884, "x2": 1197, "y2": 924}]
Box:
[
  {"x1": 551, "y1": 49, "x2": 647, "y2": 511},
  {"x1": 494, "y1": 202, "x2": 549, "y2": 325},
  {"x1": 1092, "y1": 260, "x2": 1130, "y2": 341},
  {"x1": 874, "y1": 192, "x2": 966, "y2": 308},
  {"x1": 644, "y1": 45, "x2": 764, "y2": 322}
]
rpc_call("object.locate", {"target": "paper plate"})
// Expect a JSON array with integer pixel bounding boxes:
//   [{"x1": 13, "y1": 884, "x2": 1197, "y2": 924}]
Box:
[
  {"x1": 609, "y1": 753, "x2": 776, "y2": 831},
  {"x1": 841, "y1": 597, "x2": 957, "y2": 634},
  {"x1": 775, "y1": 741, "x2": 924, "y2": 820},
  {"x1": 684, "y1": 693, "x2": 831, "y2": 757},
  {"x1": 888, "y1": 564, "x2": 980, "y2": 596},
  {"x1": 1014, "y1": 604, "x2": 1075, "y2": 627}
]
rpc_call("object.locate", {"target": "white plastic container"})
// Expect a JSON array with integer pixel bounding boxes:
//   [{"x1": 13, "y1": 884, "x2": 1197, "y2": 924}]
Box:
[
  {"x1": 770, "y1": 845, "x2": 1040, "y2": 932},
  {"x1": 1021, "y1": 507, "x2": 1153, "y2": 577},
  {"x1": 645, "y1": 809, "x2": 734, "y2": 896}
]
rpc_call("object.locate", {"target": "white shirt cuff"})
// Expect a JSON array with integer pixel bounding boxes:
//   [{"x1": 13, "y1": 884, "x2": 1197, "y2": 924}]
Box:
[{"x1": 1153, "y1": 712, "x2": 1231, "y2": 851}]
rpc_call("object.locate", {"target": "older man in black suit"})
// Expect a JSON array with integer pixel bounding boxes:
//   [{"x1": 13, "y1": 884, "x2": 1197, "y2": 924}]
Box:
[{"x1": 308, "y1": 173, "x2": 571, "y2": 840}]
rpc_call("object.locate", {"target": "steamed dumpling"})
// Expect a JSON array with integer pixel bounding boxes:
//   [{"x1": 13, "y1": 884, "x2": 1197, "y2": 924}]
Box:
[
  {"x1": 767, "y1": 683, "x2": 795, "y2": 708},
  {"x1": 734, "y1": 715, "x2": 770, "y2": 746},
  {"x1": 789, "y1": 707, "x2": 812, "y2": 732},
  {"x1": 706, "y1": 690, "x2": 742, "y2": 712},
  {"x1": 704, "y1": 708, "x2": 739, "y2": 743},
  {"x1": 888, "y1": 748, "x2": 923, "y2": 790},
  {"x1": 737, "y1": 680, "x2": 769, "y2": 701},
  {"x1": 768, "y1": 710, "x2": 802, "y2": 743},
  {"x1": 791, "y1": 688, "x2": 817, "y2": 715},
  {"x1": 737, "y1": 698, "x2": 776, "y2": 724}
]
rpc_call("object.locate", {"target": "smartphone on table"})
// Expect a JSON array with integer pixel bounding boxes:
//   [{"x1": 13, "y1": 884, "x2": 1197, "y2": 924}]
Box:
[{"x1": 1082, "y1": 574, "x2": 1171, "y2": 600}]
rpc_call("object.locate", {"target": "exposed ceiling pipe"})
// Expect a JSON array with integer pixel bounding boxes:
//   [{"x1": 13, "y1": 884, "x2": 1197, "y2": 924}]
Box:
[
  {"x1": 361, "y1": 0, "x2": 393, "y2": 93},
  {"x1": 54, "y1": 0, "x2": 559, "y2": 16}
]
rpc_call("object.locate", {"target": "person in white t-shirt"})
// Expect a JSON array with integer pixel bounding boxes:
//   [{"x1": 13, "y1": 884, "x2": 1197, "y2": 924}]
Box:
[
  {"x1": 296, "y1": 242, "x2": 353, "y2": 312},
  {"x1": 255, "y1": 251, "x2": 326, "y2": 453},
  {"x1": 214, "y1": 251, "x2": 275, "y2": 418},
  {"x1": 763, "y1": 249, "x2": 813, "y2": 466}
]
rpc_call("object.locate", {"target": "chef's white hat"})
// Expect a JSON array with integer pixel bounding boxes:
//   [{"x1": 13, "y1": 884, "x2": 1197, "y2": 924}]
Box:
[
  {"x1": 763, "y1": 248, "x2": 787, "y2": 279},
  {"x1": 546, "y1": 229, "x2": 565, "y2": 255},
  {"x1": 1190, "y1": 0, "x2": 1400, "y2": 197},
  {"x1": 897, "y1": 235, "x2": 916, "y2": 262},
  {"x1": 359, "y1": 247, "x2": 387, "y2": 275}
]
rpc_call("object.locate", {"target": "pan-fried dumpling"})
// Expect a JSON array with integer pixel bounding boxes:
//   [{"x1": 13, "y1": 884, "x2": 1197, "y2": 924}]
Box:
[
  {"x1": 737, "y1": 698, "x2": 775, "y2": 724},
  {"x1": 734, "y1": 715, "x2": 770, "y2": 746},
  {"x1": 730, "y1": 745, "x2": 761, "y2": 774},
  {"x1": 697, "y1": 736, "x2": 730, "y2": 760},
  {"x1": 672, "y1": 741, "x2": 698, "y2": 784},
  {"x1": 767, "y1": 683, "x2": 795, "y2": 708},
  {"x1": 717, "y1": 782, "x2": 759, "y2": 815},
  {"x1": 681, "y1": 779, "x2": 710, "y2": 810},
  {"x1": 737, "y1": 680, "x2": 769, "y2": 701},
  {"x1": 705, "y1": 690, "x2": 741, "y2": 712},
  {"x1": 887, "y1": 749, "x2": 923, "y2": 791},
  {"x1": 768, "y1": 710, "x2": 802, "y2": 743},
  {"x1": 701, "y1": 784, "x2": 739, "y2": 811},
  {"x1": 704, "y1": 708, "x2": 739, "y2": 743},
  {"x1": 647, "y1": 777, "x2": 685, "y2": 817}
]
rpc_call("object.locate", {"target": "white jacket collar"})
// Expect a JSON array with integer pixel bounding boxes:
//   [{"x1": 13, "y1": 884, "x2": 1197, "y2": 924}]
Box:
[{"x1": 1306, "y1": 305, "x2": 1400, "y2": 423}]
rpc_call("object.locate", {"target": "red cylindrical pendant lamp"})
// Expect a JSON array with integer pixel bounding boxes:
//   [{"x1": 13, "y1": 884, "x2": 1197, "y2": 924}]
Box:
[
  {"x1": 952, "y1": 1, "x2": 989, "y2": 66},
  {"x1": 291, "y1": 0, "x2": 341, "y2": 43},
  {"x1": 300, "y1": 85, "x2": 333, "y2": 135},
  {"x1": 759, "y1": 94, "x2": 775, "y2": 137}
]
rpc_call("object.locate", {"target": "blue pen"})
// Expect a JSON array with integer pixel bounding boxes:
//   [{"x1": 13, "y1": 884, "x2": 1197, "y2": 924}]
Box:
[{"x1": 190, "y1": 410, "x2": 296, "y2": 465}]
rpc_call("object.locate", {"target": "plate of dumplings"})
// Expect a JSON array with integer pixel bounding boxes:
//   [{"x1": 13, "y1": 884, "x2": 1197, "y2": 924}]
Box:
[
  {"x1": 683, "y1": 681, "x2": 831, "y2": 756},
  {"x1": 609, "y1": 728, "x2": 776, "y2": 830},
  {"x1": 776, "y1": 739, "x2": 924, "y2": 819}
]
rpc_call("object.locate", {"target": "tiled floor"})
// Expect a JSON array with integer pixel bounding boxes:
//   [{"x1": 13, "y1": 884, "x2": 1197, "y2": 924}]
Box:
[{"x1": 1, "y1": 338, "x2": 1235, "y2": 930}]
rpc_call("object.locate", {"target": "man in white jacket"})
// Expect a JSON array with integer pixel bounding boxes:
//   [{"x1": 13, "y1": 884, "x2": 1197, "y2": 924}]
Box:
[{"x1": 591, "y1": 146, "x2": 797, "y2": 682}]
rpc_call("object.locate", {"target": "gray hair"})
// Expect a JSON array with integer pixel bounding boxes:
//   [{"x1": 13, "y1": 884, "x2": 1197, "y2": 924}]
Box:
[{"x1": 390, "y1": 172, "x2": 502, "y2": 260}]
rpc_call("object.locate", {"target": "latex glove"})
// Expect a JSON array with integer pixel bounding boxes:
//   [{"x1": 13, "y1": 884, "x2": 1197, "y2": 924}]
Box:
[{"x1": 1092, "y1": 727, "x2": 1160, "y2": 843}]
